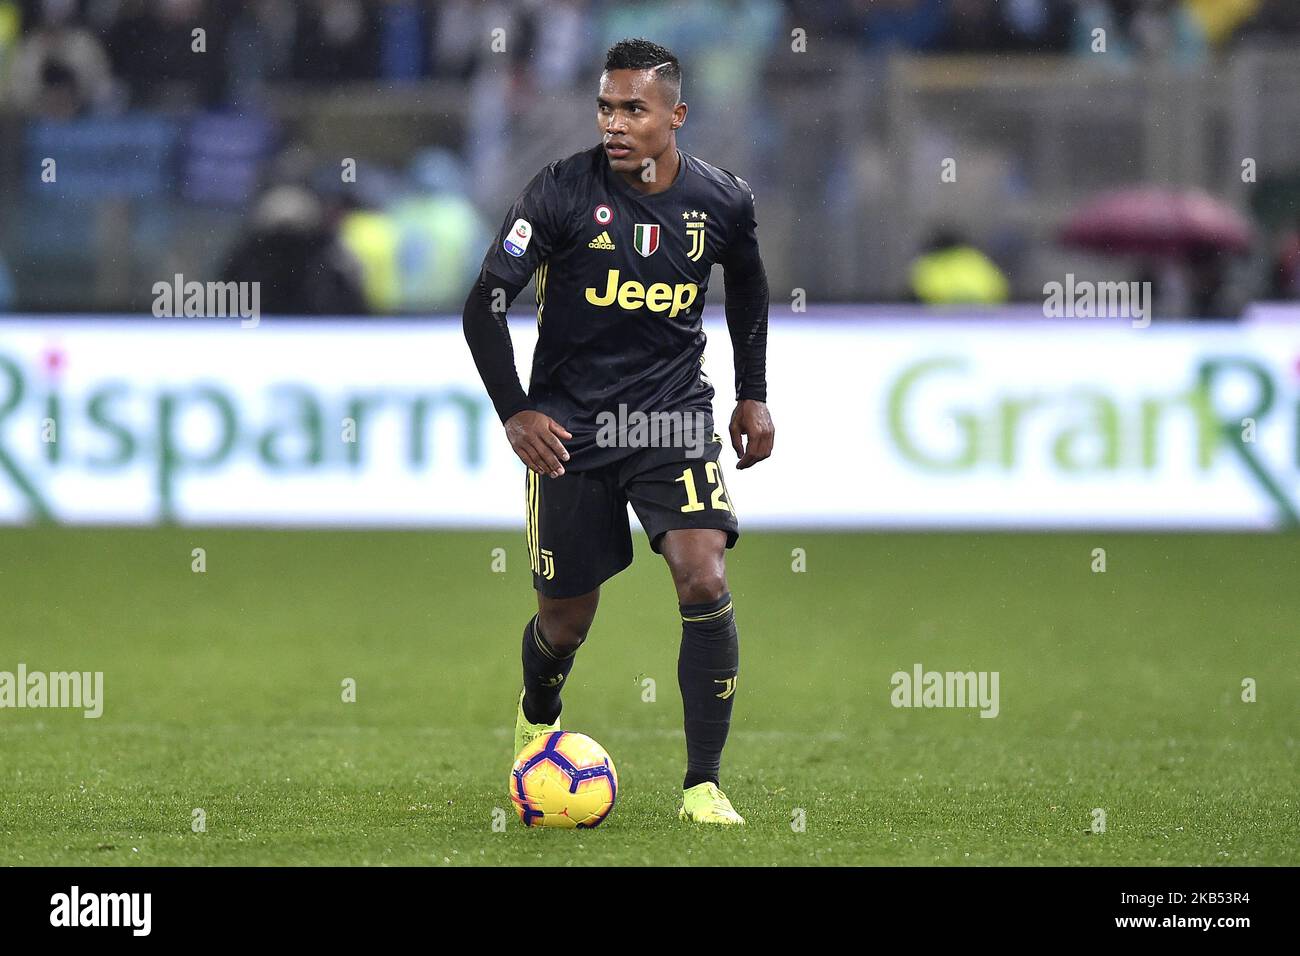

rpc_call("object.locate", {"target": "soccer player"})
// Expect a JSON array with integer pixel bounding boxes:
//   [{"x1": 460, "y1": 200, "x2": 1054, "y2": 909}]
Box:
[{"x1": 462, "y1": 38, "x2": 772, "y2": 825}]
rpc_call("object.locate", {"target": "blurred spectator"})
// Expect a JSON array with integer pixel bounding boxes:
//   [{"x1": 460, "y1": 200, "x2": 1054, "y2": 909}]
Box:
[
  {"x1": 524, "y1": 0, "x2": 588, "y2": 90},
  {"x1": 291, "y1": 0, "x2": 380, "y2": 82},
  {"x1": 386, "y1": 148, "x2": 490, "y2": 312},
  {"x1": 103, "y1": 0, "x2": 222, "y2": 109},
  {"x1": 328, "y1": 160, "x2": 405, "y2": 313},
  {"x1": 223, "y1": 0, "x2": 297, "y2": 106},
  {"x1": 379, "y1": 0, "x2": 424, "y2": 82},
  {"x1": 858, "y1": 0, "x2": 947, "y2": 53},
  {"x1": 1185, "y1": 241, "x2": 1248, "y2": 319},
  {"x1": 938, "y1": 0, "x2": 1072, "y2": 53},
  {"x1": 1144, "y1": 242, "x2": 1251, "y2": 319},
  {"x1": 1070, "y1": 0, "x2": 1207, "y2": 65},
  {"x1": 334, "y1": 149, "x2": 490, "y2": 314},
  {"x1": 0, "y1": 1, "x2": 20, "y2": 79},
  {"x1": 909, "y1": 230, "x2": 1010, "y2": 305},
  {"x1": 220, "y1": 185, "x2": 368, "y2": 315},
  {"x1": 8, "y1": 0, "x2": 114, "y2": 117},
  {"x1": 782, "y1": 0, "x2": 861, "y2": 36},
  {"x1": 1236, "y1": 0, "x2": 1300, "y2": 43},
  {"x1": 937, "y1": 0, "x2": 1015, "y2": 52},
  {"x1": 429, "y1": 0, "x2": 485, "y2": 80},
  {"x1": 1269, "y1": 217, "x2": 1300, "y2": 300},
  {"x1": 338, "y1": 202, "x2": 401, "y2": 313},
  {"x1": 1000, "y1": 0, "x2": 1073, "y2": 51},
  {"x1": 691, "y1": 0, "x2": 782, "y2": 101},
  {"x1": 1182, "y1": 0, "x2": 1260, "y2": 47}
]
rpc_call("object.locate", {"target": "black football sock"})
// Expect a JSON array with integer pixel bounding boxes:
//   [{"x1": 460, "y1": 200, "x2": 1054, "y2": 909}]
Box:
[
  {"x1": 678, "y1": 591, "x2": 739, "y2": 790},
  {"x1": 521, "y1": 613, "x2": 575, "y2": 725}
]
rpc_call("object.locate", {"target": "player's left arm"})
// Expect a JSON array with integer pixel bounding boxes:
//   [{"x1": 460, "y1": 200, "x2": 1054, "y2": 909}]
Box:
[{"x1": 720, "y1": 184, "x2": 773, "y2": 470}]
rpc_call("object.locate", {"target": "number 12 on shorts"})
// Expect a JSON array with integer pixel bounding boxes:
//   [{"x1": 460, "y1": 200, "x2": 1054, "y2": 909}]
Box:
[{"x1": 675, "y1": 462, "x2": 735, "y2": 514}]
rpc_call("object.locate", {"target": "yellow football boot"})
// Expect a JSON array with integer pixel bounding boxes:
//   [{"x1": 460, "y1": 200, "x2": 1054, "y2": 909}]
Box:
[
  {"x1": 513, "y1": 689, "x2": 560, "y2": 758},
  {"x1": 679, "y1": 782, "x2": 746, "y2": 825}
]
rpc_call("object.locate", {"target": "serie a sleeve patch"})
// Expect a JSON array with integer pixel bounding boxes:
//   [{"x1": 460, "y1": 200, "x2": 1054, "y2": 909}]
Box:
[{"x1": 504, "y1": 218, "x2": 533, "y2": 257}]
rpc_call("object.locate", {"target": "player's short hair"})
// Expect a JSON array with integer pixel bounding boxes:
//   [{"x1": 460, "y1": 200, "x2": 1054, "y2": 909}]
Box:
[{"x1": 603, "y1": 38, "x2": 682, "y2": 105}]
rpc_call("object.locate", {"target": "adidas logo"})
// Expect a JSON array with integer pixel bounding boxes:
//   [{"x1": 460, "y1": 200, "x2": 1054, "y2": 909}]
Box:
[{"x1": 588, "y1": 231, "x2": 616, "y2": 250}]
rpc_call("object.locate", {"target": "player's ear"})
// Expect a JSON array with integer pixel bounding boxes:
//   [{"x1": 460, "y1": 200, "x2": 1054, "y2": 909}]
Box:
[{"x1": 671, "y1": 101, "x2": 687, "y2": 130}]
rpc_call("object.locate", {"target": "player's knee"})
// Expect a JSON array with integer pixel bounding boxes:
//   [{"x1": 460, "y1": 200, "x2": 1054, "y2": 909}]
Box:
[
  {"x1": 537, "y1": 589, "x2": 598, "y2": 655},
  {"x1": 541, "y1": 624, "x2": 589, "y2": 656},
  {"x1": 673, "y1": 565, "x2": 728, "y2": 606},
  {"x1": 538, "y1": 609, "x2": 594, "y2": 656}
]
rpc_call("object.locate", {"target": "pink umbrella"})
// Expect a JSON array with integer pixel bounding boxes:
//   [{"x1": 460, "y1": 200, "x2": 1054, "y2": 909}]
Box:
[{"x1": 1060, "y1": 187, "x2": 1253, "y2": 257}]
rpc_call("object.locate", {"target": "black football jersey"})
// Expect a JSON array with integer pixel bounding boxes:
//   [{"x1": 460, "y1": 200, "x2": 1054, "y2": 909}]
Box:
[{"x1": 482, "y1": 144, "x2": 761, "y2": 470}]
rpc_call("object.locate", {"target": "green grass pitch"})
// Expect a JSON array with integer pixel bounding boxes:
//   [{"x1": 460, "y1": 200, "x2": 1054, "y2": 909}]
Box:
[{"x1": 1, "y1": 528, "x2": 1296, "y2": 866}]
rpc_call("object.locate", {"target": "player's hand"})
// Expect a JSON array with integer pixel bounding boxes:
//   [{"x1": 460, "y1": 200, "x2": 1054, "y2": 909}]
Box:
[
  {"x1": 505, "y1": 410, "x2": 572, "y2": 478},
  {"x1": 729, "y1": 399, "x2": 774, "y2": 470}
]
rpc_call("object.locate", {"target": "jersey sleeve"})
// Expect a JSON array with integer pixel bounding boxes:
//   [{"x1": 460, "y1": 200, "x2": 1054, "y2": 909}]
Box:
[
  {"x1": 481, "y1": 163, "x2": 570, "y2": 287},
  {"x1": 462, "y1": 267, "x2": 532, "y2": 424},
  {"x1": 719, "y1": 183, "x2": 769, "y2": 403}
]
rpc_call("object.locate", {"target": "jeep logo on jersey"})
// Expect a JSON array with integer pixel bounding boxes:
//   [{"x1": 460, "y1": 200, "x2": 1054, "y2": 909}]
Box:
[
  {"x1": 585, "y1": 269, "x2": 698, "y2": 318},
  {"x1": 504, "y1": 218, "x2": 532, "y2": 257},
  {"x1": 633, "y1": 223, "x2": 660, "y2": 257}
]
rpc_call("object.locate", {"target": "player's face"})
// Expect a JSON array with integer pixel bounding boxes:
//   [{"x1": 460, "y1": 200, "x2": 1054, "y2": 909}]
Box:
[{"x1": 597, "y1": 69, "x2": 686, "y2": 177}]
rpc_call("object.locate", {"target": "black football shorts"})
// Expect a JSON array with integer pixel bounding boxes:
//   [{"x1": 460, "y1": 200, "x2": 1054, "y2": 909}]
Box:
[{"x1": 524, "y1": 432, "x2": 740, "y2": 598}]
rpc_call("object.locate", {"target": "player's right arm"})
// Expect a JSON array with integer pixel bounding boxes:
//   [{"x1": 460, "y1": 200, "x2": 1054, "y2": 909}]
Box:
[{"x1": 462, "y1": 165, "x2": 574, "y2": 477}]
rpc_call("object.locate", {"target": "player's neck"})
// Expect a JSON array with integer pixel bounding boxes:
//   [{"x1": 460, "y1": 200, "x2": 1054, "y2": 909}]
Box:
[{"x1": 618, "y1": 146, "x2": 681, "y2": 196}]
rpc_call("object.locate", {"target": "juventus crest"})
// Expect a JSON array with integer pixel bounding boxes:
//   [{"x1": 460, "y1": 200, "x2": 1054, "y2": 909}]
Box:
[{"x1": 683, "y1": 210, "x2": 707, "y2": 262}]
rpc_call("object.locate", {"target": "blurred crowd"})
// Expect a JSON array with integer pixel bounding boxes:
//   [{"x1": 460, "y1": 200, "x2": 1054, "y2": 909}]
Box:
[
  {"x1": 3, "y1": 0, "x2": 1297, "y2": 119},
  {"x1": 0, "y1": 0, "x2": 1298, "y2": 316},
  {"x1": 794, "y1": 0, "x2": 1299, "y2": 58}
]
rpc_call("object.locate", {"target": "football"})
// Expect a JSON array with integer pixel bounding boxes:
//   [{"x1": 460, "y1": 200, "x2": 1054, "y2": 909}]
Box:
[{"x1": 509, "y1": 731, "x2": 618, "y2": 828}]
